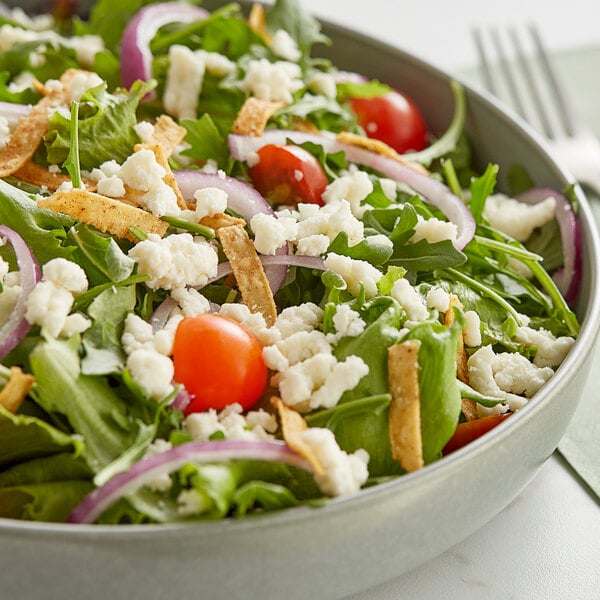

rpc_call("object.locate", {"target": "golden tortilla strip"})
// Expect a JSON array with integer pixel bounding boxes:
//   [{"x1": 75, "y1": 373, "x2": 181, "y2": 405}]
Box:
[
  {"x1": 13, "y1": 160, "x2": 95, "y2": 192},
  {"x1": 145, "y1": 115, "x2": 187, "y2": 156},
  {"x1": 217, "y1": 225, "x2": 277, "y2": 326},
  {"x1": 232, "y1": 97, "x2": 285, "y2": 136},
  {"x1": 37, "y1": 189, "x2": 168, "y2": 242},
  {"x1": 200, "y1": 213, "x2": 246, "y2": 230},
  {"x1": 388, "y1": 339, "x2": 424, "y2": 473},
  {"x1": 0, "y1": 69, "x2": 85, "y2": 178},
  {"x1": 0, "y1": 366, "x2": 35, "y2": 414},
  {"x1": 461, "y1": 398, "x2": 479, "y2": 422},
  {"x1": 444, "y1": 294, "x2": 469, "y2": 384},
  {"x1": 271, "y1": 396, "x2": 324, "y2": 476},
  {"x1": 336, "y1": 131, "x2": 429, "y2": 175},
  {"x1": 248, "y1": 3, "x2": 271, "y2": 42}
]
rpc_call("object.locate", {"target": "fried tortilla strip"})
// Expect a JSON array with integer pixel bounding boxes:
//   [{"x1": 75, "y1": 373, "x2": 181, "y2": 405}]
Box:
[
  {"x1": 232, "y1": 97, "x2": 285, "y2": 136},
  {"x1": 271, "y1": 396, "x2": 324, "y2": 476},
  {"x1": 0, "y1": 366, "x2": 35, "y2": 414},
  {"x1": 13, "y1": 160, "x2": 96, "y2": 192},
  {"x1": 336, "y1": 131, "x2": 429, "y2": 175},
  {"x1": 388, "y1": 339, "x2": 424, "y2": 473},
  {"x1": 443, "y1": 294, "x2": 478, "y2": 420},
  {"x1": 0, "y1": 69, "x2": 83, "y2": 178},
  {"x1": 217, "y1": 224, "x2": 277, "y2": 326},
  {"x1": 248, "y1": 3, "x2": 271, "y2": 42},
  {"x1": 200, "y1": 213, "x2": 246, "y2": 230},
  {"x1": 144, "y1": 114, "x2": 187, "y2": 156},
  {"x1": 38, "y1": 189, "x2": 168, "y2": 242}
]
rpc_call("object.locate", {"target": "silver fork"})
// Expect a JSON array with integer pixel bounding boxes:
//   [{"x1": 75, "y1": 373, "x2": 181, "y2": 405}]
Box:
[{"x1": 473, "y1": 24, "x2": 600, "y2": 197}]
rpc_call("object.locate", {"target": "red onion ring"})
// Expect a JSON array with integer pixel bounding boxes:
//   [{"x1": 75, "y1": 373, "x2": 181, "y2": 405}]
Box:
[
  {"x1": 0, "y1": 225, "x2": 41, "y2": 360},
  {"x1": 149, "y1": 296, "x2": 177, "y2": 332},
  {"x1": 228, "y1": 130, "x2": 476, "y2": 250},
  {"x1": 0, "y1": 101, "x2": 32, "y2": 123},
  {"x1": 173, "y1": 170, "x2": 289, "y2": 292},
  {"x1": 120, "y1": 2, "x2": 208, "y2": 93},
  {"x1": 517, "y1": 187, "x2": 581, "y2": 304},
  {"x1": 170, "y1": 387, "x2": 192, "y2": 412},
  {"x1": 67, "y1": 439, "x2": 312, "y2": 524}
]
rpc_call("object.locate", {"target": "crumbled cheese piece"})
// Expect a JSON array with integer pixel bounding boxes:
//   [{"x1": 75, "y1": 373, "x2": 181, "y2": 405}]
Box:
[
  {"x1": 296, "y1": 234, "x2": 330, "y2": 256},
  {"x1": 177, "y1": 489, "x2": 209, "y2": 516},
  {"x1": 463, "y1": 310, "x2": 482, "y2": 347},
  {"x1": 270, "y1": 29, "x2": 302, "y2": 62},
  {"x1": 144, "y1": 439, "x2": 174, "y2": 492},
  {"x1": 278, "y1": 353, "x2": 369, "y2": 411},
  {"x1": 6, "y1": 8, "x2": 54, "y2": 31},
  {"x1": 484, "y1": 193, "x2": 556, "y2": 242},
  {"x1": 7, "y1": 71, "x2": 36, "y2": 96},
  {"x1": 61, "y1": 313, "x2": 91, "y2": 337},
  {"x1": 426, "y1": 287, "x2": 451, "y2": 312},
  {"x1": 185, "y1": 403, "x2": 277, "y2": 441},
  {"x1": 250, "y1": 213, "x2": 293, "y2": 255},
  {"x1": 324, "y1": 253, "x2": 382, "y2": 298},
  {"x1": 152, "y1": 314, "x2": 184, "y2": 356},
  {"x1": 25, "y1": 281, "x2": 75, "y2": 338},
  {"x1": 66, "y1": 35, "x2": 105, "y2": 68},
  {"x1": 326, "y1": 304, "x2": 366, "y2": 342},
  {"x1": 138, "y1": 182, "x2": 181, "y2": 217},
  {"x1": 390, "y1": 278, "x2": 428, "y2": 321},
  {"x1": 300, "y1": 427, "x2": 369, "y2": 496},
  {"x1": 134, "y1": 121, "x2": 155, "y2": 143},
  {"x1": 410, "y1": 216, "x2": 458, "y2": 245},
  {"x1": 119, "y1": 149, "x2": 166, "y2": 191},
  {"x1": 164, "y1": 44, "x2": 206, "y2": 120},
  {"x1": 192, "y1": 187, "x2": 228, "y2": 220},
  {"x1": 273, "y1": 302, "x2": 324, "y2": 338},
  {"x1": 467, "y1": 345, "x2": 554, "y2": 413},
  {"x1": 126, "y1": 348, "x2": 174, "y2": 400},
  {"x1": 128, "y1": 233, "x2": 218, "y2": 290},
  {"x1": 307, "y1": 72, "x2": 337, "y2": 99},
  {"x1": 69, "y1": 72, "x2": 103, "y2": 102},
  {"x1": 171, "y1": 287, "x2": 211, "y2": 317},
  {"x1": 241, "y1": 58, "x2": 303, "y2": 103},
  {"x1": 263, "y1": 330, "x2": 332, "y2": 372},
  {"x1": 0, "y1": 286, "x2": 22, "y2": 326},
  {"x1": 121, "y1": 313, "x2": 154, "y2": 355},
  {"x1": 515, "y1": 326, "x2": 575, "y2": 368},
  {"x1": 322, "y1": 171, "x2": 373, "y2": 218},
  {"x1": 201, "y1": 51, "x2": 236, "y2": 76},
  {"x1": 42, "y1": 258, "x2": 88, "y2": 295},
  {"x1": 97, "y1": 175, "x2": 126, "y2": 198},
  {"x1": 294, "y1": 200, "x2": 364, "y2": 247},
  {"x1": 219, "y1": 303, "x2": 281, "y2": 346}
]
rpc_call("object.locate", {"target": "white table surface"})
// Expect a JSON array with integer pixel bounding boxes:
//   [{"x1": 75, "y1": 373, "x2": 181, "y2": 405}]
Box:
[{"x1": 293, "y1": 1, "x2": 600, "y2": 598}]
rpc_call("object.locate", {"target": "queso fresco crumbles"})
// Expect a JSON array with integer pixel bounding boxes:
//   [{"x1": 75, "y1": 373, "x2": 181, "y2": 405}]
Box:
[{"x1": 0, "y1": 0, "x2": 580, "y2": 524}]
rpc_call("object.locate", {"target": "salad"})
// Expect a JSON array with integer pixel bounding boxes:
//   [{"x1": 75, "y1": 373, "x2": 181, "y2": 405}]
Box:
[{"x1": 0, "y1": 0, "x2": 581, "y2": 525}]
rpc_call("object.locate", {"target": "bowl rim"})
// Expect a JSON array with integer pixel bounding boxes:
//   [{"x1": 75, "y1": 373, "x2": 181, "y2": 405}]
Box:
[{"x1": 2, "y1": 10, "x2": 600, "y2": 539}]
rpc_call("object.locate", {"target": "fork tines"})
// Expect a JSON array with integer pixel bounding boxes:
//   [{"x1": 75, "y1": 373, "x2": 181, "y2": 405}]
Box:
[{"x1": 472, "y1": 24, "x2": 578, "y2": 140}]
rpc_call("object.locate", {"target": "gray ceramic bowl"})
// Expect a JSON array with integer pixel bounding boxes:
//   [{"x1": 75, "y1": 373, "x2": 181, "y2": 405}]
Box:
[{"x1": 2, "y1": 3, "x2": 600, "y2": 599}]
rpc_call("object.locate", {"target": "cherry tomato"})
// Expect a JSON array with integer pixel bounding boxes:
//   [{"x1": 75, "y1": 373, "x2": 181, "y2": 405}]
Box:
[
  {"x1": 249, "y1": 144, "x2": 328, "y2": 206},
  {"x1": 442, "y1": 414, "x2": 511, "y2": 455},
  {"x1": 172, "y1": 314, "x2": 268, "y2": 413},
  {"x1": 348, "y1": 91, "x2": 428, "y2": 154}
]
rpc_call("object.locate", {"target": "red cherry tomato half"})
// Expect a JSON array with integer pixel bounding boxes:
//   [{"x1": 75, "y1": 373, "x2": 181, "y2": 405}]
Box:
[
  {"x1": 249, "y1": 144, "x2": 328, "y2": 206},
  {"x1": 172, "y1": 314, "x2": 268, "y2": 414},
  {"x1": 442, "y1": 414, "x2": 511, "y2": 455},
  {"x1": 348, "y1": 91, "x2": 428, "y2": 154}
]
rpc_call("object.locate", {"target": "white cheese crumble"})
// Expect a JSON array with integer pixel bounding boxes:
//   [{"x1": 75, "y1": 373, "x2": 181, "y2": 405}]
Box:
[
  {"x1": 263, "y1": 330, "x2": 332, "y2": 372},
  {"x1": 484, "y1": 193, "x2": 556, "y2": 242},
  {"x1": 463, "y1": 310, "x2": 482, "y2": 347},
  {"x1": 326, "y1": 304, "x2": 366, "y2": 343},
  {"x1": 241, "y1": 58, "x2": 303, "y2": 103},
  {"x1": 138, "y1": 182, "x2": 181, "y2": 218},
  {"x1": 300, "y1": 427, "x2": 369, "y2": 496},
  {"x1": 514, "y1": 326, "x2": 575, "y2": 368},
  {"x1": 119, "y1": 149, "x2": 166, "y2": 191},
  {"x1": 97, "y1": 175, "x2": 126, "y2": 198},
  {"x1": 307, "y1": 72, "x2": 337, "y2": 99},
  {"x1": 390, "y1": 278, "x2": 429, "y2": 321},
  {"x1": 250, "y1": 212, "x2": 293, "y2": 255},
  {"x1": 126, "y1": 348, "x2": 174, "y2": 400},
  {"x1": 270, "y1": 29, "x2": 302, "y2": 62},
  {"x1": 0, "y1": 117, "x2": 11, "y2": 150},
  {"x1": 426, "y1": 287, "x2": 451, "y2": 312},
  {"x1": 324, "y1": 253, "x2": 382, "y2": 298},
  {"x1": 164, "y1": 44, "x2": 206, "y2": 120},
  {"x1": 192, "y1": 187, "x2": 228, "y2": 220},
  {"x1": 410, "y1": 215, "x2": 458, "y2": 245},
  {"x1": 322, "y1": 171, "x2": 373, "y2": 218},
  {"x1": 128, "y1": 233, "x2": 218, "y2": 291}
]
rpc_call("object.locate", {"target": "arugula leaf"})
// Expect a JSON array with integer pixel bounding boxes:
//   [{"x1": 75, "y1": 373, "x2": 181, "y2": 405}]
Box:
[
  {"x1": 327, "y1": 231, "x2": 392, "y2": 266},
  {"x1": 388, "y1": 239, "x2": 467, "y2": 272},
  {"x1": 181, "y1": 113, "x2": 233, "y2": 170},
  {"x1": 45, "y1": 79, "x2": 153, "y2": 170},
  {"x1": 233, "y1": 480, "x2": 301, "y2": 516},
  {"x1": 469, "y1": 163, "x2": 499, "y2": 223},
  {"x1": 63, "y1": 101, "x2": 83, "y2": 188},
  {"x1": 266, "y1": 0, "x2": 329, "y2": 58}
]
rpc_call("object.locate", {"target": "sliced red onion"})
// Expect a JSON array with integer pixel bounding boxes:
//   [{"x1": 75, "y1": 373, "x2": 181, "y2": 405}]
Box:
[
  {"x1": 170, "y1": 387, "x2": 192, "y2": 411},
  {"x1": 67, "y1": 439, "x2": 312, "y2": 524},
  {"x1": 120, "y1": 2, "x2": 208, "y2": 93},
  {"x1": 173, "y1": 170, "x2": 289, "y2": 292},
  {"x1": 149, "y1": 295, "x2": 177, "y2": 332},
  {"x1": 0, "y1": 101, "x2": 32, "y2": 124},
  {"x1": 228, "y1": 131, "x2": 476, "y2": 249},
  {"x1": 517, "y1": 187, "x2": 581, "y2": 304},
  {"x1": 0, "y1": 225, "x2": 41, "y2": 360}
]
